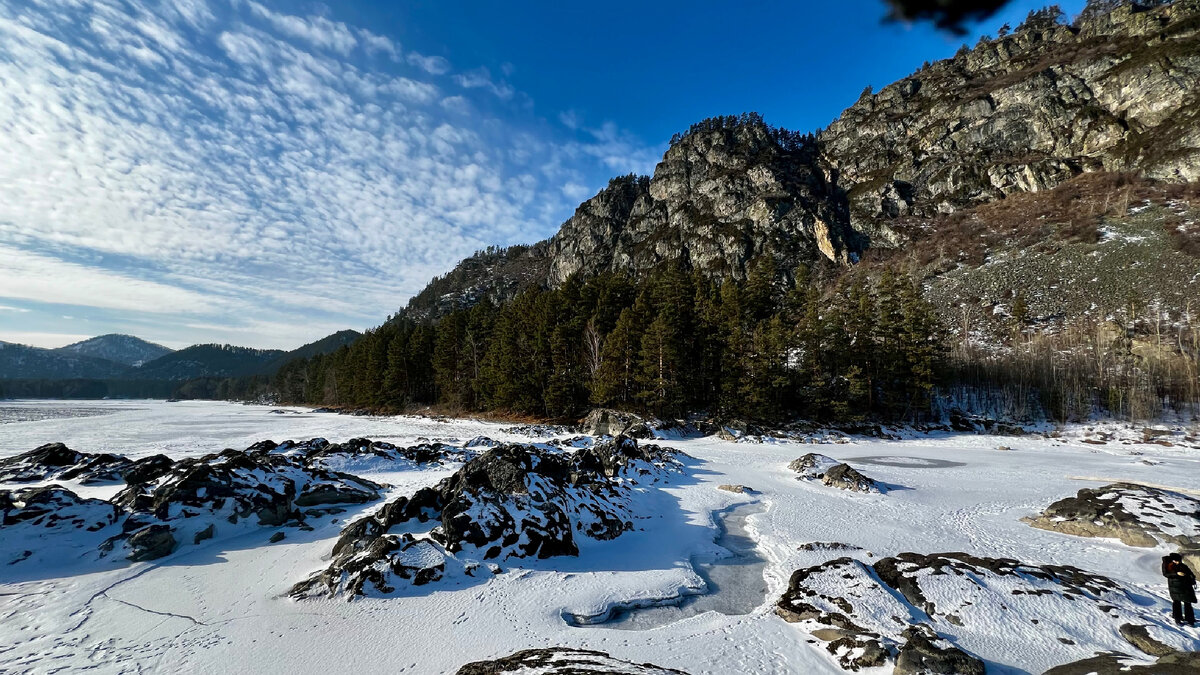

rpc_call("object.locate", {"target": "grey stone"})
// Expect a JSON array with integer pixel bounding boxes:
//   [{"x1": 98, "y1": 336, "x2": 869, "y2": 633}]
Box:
[{"x1": 1119, "y1": 623, "x2": 1175, "y2": 657}]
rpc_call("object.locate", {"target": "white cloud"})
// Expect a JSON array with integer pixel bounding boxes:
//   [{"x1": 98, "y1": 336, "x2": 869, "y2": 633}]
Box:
[
  {"x1": 359, "y1": 29, "x2": 399, "y2": 60},
  {"x1": 0, "y1": 332, "x2": 95, "y2": 349},
  {"x1": 0, "y1": 0, "x2": 658, "y2": 350},
  {"x1": 247, "y1": 2, "x2": 357, "y2": 55},
  {"x1": 454, "y1": 67, "x2": 514, "y2": 100},
  {"x1": 0, "y1": 246, "x2": 215, "y2": 314},
  {"x1": 406, "y1": 51, "x2": 450, "y2": 75}
]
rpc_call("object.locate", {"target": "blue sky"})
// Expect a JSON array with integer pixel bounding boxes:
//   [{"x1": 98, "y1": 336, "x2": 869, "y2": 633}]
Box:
[{"x1": 0, "y1": 0, "x2": 1085, "y2": 351}]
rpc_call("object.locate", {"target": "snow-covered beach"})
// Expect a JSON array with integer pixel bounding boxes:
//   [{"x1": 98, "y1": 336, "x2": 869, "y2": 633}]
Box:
[{"x1": 2, "y1": 400, "x2": 1198, "y2": 674}]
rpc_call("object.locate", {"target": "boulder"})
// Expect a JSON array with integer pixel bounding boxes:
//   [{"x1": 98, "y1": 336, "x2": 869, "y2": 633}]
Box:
[
  {"x1": 122, "y1": 454, "x2": 175, "y2": 485},
  {"x1": 193, "y1": 523, "x2": 215, "y2": 544},
  {"x1": 894, "y1": 626, "x2": 984, "y2": 675},
  {"x1": 124, "y1": 524, "x2": 176, "y2": 562},
  {"x1": 789, "y1": 453, "x2": 882, "y2": 493},
  {"x1": 583, "y1": 408, "x2": 645, "y2": 437},
  {"x1": 827, "y1": 634, "x2": 891, "y2": 671},
  {"x1": 716, "y1": 419, "x2": 762, "y2": 441},
  {"x1": 1024, "y1": 484, "x2": 1200, "y2": 558},
  {"x1": 789, "y1": 453, "x2": 842, "y2": 479},
  {"x1": 717, "y1": 484, "x2": 749, "y2": 494},
  {"x1": 1119, "y1": 623, "x2": 1175, "y2": 658},
  {"x1": 822, "y1": 464, "x2": 880, "y2": 493}
]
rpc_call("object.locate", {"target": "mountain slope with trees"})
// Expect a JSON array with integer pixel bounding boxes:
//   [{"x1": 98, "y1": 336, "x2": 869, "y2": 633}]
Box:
[
  {"x1": 54, "y1": 334, "x2": 173, "y2": 367},
  {"x1": 270, "y1": 1, "x2": 1199, "y2": 424}
]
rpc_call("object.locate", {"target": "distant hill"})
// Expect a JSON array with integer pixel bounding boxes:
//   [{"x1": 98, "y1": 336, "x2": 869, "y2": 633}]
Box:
[
  {"x1": 259, "y1": 330, "x2": 361, "y2": 375},
  {"x1": 130, "y1": 344, "x2": 285, "y2": 381},
  {"x1": 55, "y1": 334, "x2": 173, "y2": 367},
  {"x1": 0, "y1": 341, "x2": 129, "y2": 379}
]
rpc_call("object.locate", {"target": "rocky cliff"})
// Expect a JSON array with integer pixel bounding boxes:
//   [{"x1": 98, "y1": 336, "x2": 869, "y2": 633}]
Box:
[
  {"x1": 405, "y1": 0, "x2": 1200, "y2": 318},
  {"x1": 826, "y1": 0, "x2": 1200, "y2": 241}
]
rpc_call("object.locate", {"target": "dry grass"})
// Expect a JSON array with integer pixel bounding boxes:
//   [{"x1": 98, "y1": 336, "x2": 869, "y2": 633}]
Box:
[{"x1": 865, "y1": 172, "x2": 1200, "y2": 270}]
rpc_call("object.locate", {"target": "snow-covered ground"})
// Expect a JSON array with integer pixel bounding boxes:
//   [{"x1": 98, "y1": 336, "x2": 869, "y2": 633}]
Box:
[{"x1": 1, "y1": 400, "x2": 1198, "y2": 674}]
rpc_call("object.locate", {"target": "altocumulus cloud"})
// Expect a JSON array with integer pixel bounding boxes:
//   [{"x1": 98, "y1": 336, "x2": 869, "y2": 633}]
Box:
[{"x1": 0, "y1": 0, "x2": 661, "y2": 349}]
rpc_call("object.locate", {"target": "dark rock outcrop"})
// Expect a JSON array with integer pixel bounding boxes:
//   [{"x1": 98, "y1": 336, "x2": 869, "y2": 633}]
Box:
[
  {"x1": 272, "y1": 437, "x2": 472, "y2": 469},
  {"x1": 102, "y1": 446, "x2": 382, "y2": 561},
  {"x1": 123, "y1": 524, "x2": 176, "y2": 562},
  {"x1": 894, "y1": 625, "x2": 984, "y2": 675},
  {"x1": 0, "y1": 485, "x2": 120, "y2": 532},
  {"x1": 455, "y1": 648, "x2": 689, "y2": 675},
  {"x1": 0, "y1": 443, "x2": 132, "y2": 484},
  {"x1": 292, "y1": 437, "x2": 680, "y2": 597},
  {"x1": 122, "y1": 454, "x2": 175, "y2": 485},
  {"x1": 112, "y1": 449, "x2": 381, "y2": 526}
]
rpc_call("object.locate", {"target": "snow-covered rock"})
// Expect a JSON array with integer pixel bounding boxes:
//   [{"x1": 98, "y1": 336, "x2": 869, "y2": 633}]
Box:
[
  {"x1": 0, "y1": 485, "x2": 120, "y2": 532},
  {"x1": 455, "y1": 648, "x2": 689, "y2": 674},
  {"x1": 1024, "y1": 483, "x2": 1200, "y2": 569},
  {"x1": 291, "y1": 437, "x2": 681, "y2": 598},
  {"x1": 0, "y1": 443, "x2": 133, "y2": 484},
  {"x1": 788, "y1": 453, "x2": 882, "y2": 493},
  {"x1": 269, "y1": 437, "x2": 473, "y2": 472},
  {"x1": 100, "y1": 447, "x2": 383, "y2": 561},
  {"x1": 776, "y1": 552, "x2": 1199, "y2": 672}
]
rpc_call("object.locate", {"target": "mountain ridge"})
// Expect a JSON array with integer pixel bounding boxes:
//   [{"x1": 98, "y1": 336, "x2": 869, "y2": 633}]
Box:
[
  {"x1": 0, "y1": 331, "x2": 362, "y2": 384},
  {"x1": 54, "y1": 334, "x2": 173, "y2": 367},
  {"x1": 402, "y1": 0, "x2": 1200, "y2": 321}
]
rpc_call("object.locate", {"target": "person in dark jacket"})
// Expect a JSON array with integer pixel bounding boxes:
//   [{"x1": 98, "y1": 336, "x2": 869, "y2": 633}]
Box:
[{"x1": 1163, "y1": 552, "x2": 1196, "y2": 626}]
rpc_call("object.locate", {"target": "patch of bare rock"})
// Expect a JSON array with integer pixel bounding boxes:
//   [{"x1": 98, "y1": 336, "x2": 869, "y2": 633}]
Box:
[{"x1": 455, "y1": 648, "x2": 688, "y2": 674}]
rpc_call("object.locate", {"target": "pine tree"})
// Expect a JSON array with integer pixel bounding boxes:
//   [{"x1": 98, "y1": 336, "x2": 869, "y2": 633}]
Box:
[
  {"x1": 590, "y1": 307, "x2": 641, "y2": 407},
  {"x1": 637, "y1": 314, "x2": 684, "y2": 417}
]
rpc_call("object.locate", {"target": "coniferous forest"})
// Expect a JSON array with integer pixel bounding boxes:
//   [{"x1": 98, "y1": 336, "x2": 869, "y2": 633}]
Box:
[{"x1": 271, "y1": 259, "x2": 945, "y2": 424}]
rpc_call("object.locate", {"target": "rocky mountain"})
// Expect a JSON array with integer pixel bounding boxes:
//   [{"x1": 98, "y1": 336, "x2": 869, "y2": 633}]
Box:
[
  {"x1": 404, "y1": 0, "x2": 1200, "y2": 320},
  {"x1": 54, "y1": 334, "x2": 173, "y2": 367},
  {"x1": 129, "y1": 344, "x2": 285, "y2": 381},
  {"x1": 0, "y1": 341, "x2": 129, "y2": 380}
]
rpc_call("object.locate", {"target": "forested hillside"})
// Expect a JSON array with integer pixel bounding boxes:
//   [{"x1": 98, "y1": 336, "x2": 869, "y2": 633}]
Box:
[{"x1": 272, "y1": 261, "x2": 943, "y2": 423}]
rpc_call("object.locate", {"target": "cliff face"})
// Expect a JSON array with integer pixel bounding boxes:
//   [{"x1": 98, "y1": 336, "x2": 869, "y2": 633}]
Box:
[
  {"x1": 405, "y1": 0, "x2": 1200, "y2": 318},
  {"x1": 546, "y1": 122, "x2": 856, "y2": 286},
  {"x1": 825, "y1": 1, "x2": 1200, "y2": 242}
]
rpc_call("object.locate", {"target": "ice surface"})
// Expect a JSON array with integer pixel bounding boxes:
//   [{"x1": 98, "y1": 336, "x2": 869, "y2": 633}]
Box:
[{"x1": 565, "y1": 502, "x2": 767, "y2": 630}]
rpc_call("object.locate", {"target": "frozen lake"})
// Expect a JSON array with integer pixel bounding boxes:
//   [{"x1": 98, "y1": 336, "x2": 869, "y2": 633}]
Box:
[
  {"x1": 1, "y1": 400, "x2": 1199, "y2": 674},
  {"x1": 565, "y1": 501, "x2": 768, "y2": 630}
]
